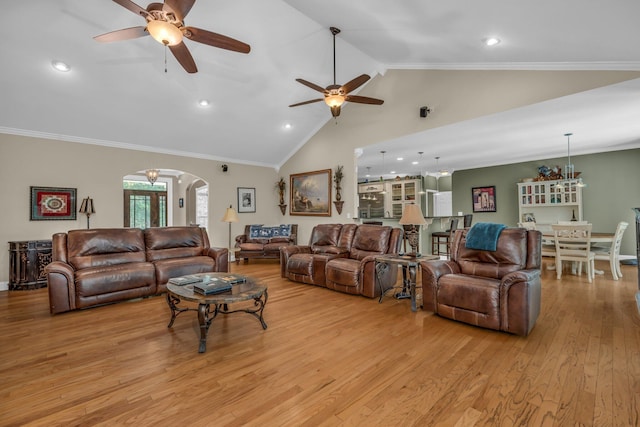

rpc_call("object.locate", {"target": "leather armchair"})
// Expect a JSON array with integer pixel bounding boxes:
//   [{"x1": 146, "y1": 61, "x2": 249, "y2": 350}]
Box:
[
  {"x1": 325, "y1": 225, "x2": 403, "y2": 298},
  {"x1": 420, "y1": 228, "x2": 542, "y2": 336}
]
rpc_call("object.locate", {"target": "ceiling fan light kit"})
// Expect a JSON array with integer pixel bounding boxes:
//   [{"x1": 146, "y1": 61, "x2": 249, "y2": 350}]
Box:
[
  {"x1": 94, "y1": 0, "x2": 250, "y2": 74},
  {"x1": 289, "y1": 26, "x2": 384, "y2": 118}
]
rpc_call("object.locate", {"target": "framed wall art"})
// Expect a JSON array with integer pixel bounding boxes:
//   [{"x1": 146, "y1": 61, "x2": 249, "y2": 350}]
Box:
[
  {"x1": 290, "y1": 169, "x2": 331, "y2": 216},
  {"x1": 237, "y1": 187, "x2": 256, "y2": 213},
  {"x1": 472, "y1": 186, "x2": 497, "y2": 213},
  {"x1": 30, "y1": 186, "x2": 77, "y2": 221}
]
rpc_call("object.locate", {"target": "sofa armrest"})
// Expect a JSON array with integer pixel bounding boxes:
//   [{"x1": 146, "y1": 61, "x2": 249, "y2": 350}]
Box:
[
  {"x1": 280, "y1": 245, "x2": 311, "y2": 277},
  {"x1": 204, "y1": 247, "x2": 229, "y2": 273},
  {"x1": 288, "y1": 233, "x2": 297, "y2": 245},
  {"x1": 45, "y1": 261, "x2": 76, "y2": 314},
  {"x1": 235, "y1": 234, "x2": 248, "y2": 246},
  {"x1": 419, "y1": 260, "x2": 460, "y2": 312},
  {"x1": 499, "y1": 269, "x2": 541, "y2": 336}
]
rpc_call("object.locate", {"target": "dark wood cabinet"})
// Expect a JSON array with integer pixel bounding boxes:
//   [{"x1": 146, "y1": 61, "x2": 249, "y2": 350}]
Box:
[{"x1": 8, "y1": 240, "x2": 52, "y2": 290}]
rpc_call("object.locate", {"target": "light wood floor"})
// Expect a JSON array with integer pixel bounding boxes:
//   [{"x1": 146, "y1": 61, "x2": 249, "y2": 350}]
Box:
[{"x1": 1, "y1": 259, "x2": 639, "y2": 426}]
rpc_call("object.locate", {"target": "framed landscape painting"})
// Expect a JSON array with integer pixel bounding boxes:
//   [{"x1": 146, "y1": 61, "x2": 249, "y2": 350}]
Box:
[
  {"x1": 472, "y1": 186, "x2": 497, "y2": 213},
  {"x1": 290, "y1": 169, "x2": 331, "y2": 216},
  {"x1": 237, "y1": 187, "x2": 256, "y2": 213},
  {"x1": 30, "y1": 186, "x2": 77, "y2": 220}
]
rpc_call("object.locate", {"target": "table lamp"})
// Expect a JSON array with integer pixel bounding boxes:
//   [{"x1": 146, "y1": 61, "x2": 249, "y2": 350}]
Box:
[
  {"x1": 221, "y1": 205, "x2": 239, "y2": 262},
  {"x1": 79, "y1": 197, "x2": 95, "y2": 229},
  {"x1": 398, "y1": 203, "x2": 427, "y2": 256}
]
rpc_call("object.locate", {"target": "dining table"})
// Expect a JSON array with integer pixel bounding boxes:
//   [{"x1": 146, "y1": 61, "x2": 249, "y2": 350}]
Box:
[{"x1": 541, "y1": 231, "x2": 615, "y2": 276}]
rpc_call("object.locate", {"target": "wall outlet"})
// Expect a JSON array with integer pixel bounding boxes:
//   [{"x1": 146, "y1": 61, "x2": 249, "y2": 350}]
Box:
[
  {"x1": 0, "y1": 281, "x2": 8, "y2": 292},
  {"x1": 346, "y1": 213, "x2": 351, "y2": 219}
]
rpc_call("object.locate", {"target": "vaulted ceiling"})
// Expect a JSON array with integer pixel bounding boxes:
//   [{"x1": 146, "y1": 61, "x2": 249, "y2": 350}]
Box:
[{"x1": 2, "y1": 1, "x2": 640, "y2": 177}]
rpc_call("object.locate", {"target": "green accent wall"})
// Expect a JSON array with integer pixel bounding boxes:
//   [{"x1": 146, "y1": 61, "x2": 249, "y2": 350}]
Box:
[{"x1": 452, "y1": 148, "x2": 640, "y2": 256}]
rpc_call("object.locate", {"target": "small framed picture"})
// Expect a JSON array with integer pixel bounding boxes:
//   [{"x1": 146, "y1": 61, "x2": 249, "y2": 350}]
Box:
[
  {"x1": 472, "y1": 186, "x2": 497, "y2": 213},
  {"x1": 237, "y1": 187, "x2": 256, "y2": 213},
  {"x1": 30, "y1": 186, "x2": 77, "y2": 221},
  {"x1": 522, "y1": 212, "x2": 536, "y2": 223}
]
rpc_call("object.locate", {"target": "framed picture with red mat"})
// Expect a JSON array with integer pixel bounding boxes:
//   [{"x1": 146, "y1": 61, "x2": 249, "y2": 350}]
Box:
[{"x1": 30, "y1": 186, "x2": 77, "y2": 221}]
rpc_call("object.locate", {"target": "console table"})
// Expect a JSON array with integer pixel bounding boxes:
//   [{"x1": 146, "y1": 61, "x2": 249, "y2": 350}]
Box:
[{"x1": 8, "y1": 240, "x2": 52, "y2": 290}]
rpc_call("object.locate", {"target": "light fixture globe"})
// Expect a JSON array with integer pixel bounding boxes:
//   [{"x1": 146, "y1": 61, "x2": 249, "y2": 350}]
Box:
[
  {"x1": 147, "y1": 20, "x2": 183, "y2": 46},
  {"x1": 324, "y1": 87, "x2": 345, "y2": 108}
]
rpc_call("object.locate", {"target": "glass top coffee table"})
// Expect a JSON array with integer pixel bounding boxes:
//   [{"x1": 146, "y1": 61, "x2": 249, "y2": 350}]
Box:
[{"x1": 166, "y1": 272, "x2": 268, "y2": 353}]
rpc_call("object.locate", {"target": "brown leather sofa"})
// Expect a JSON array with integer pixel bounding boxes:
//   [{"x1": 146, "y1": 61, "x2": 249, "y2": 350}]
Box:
[
  {"x1": 46, "y1": 226, "x2": 228, "y2": 314},
  {"x1": 420, "y1": 227, "x2": 542, "y2": 336},
  {"x1": 235, "y1": 224, "x2": 297, "y2": 263},
  {"x1": 281, "y1": 223, "x2": 403, "y2": 298}
]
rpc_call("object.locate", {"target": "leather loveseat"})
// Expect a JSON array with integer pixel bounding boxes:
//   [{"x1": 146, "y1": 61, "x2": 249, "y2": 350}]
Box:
[
  {"x1": 420, "y1": 227, "x2": 542, "y2": 336},
  {"x1": 281, "y1": 223, "x2": 402, "y2": 298},
  {"x1": 46, "y1": 226, "x2": 228, "y2": 314},
  {"x1": 235, "y1": 224, "x2": 297, "y2": 263}
]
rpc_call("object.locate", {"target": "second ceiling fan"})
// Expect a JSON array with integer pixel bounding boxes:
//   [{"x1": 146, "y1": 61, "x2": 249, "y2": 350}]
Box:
[{"x1": 289, "y1": 27, "x2": 384, "y2": 118}]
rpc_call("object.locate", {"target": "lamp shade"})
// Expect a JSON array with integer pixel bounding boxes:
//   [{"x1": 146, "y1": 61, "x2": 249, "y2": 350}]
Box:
[
  {"x1": 79, "y1": 197, "x2": 95, "y2": 214},
  {"x1": 221, "y1": 205, "x2": 239, "y2": 223},
  {"x1": 398, "y1": 203, "x2": 427, "y2": 226}
]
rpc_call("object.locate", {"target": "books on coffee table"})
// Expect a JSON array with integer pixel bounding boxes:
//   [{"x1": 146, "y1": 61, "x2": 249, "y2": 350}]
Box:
[
  {"x1": 168, "y1": 275, "x2": 202, "y2": 286},
  {"x1": 193, "y1": 281, "x2": 233, "y2": 295}
]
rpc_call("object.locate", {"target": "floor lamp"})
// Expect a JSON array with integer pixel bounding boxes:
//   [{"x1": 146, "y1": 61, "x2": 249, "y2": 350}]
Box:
[
  {"x1": 399, "y1": 203, "x2": 427, "y2": 256},
  {"x1": 221, "y1": 205, "x2": 239, "y2": 262}
]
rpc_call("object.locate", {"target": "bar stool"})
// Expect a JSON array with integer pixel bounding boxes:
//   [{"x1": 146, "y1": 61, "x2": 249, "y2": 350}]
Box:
[{"x1": 431, "y1": 218, "x2": 459, "y2": 256}]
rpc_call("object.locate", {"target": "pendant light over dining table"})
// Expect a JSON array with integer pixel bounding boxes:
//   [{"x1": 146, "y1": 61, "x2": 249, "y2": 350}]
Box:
[{"x1": 556, "y1": 133, "x2": 586, "y2": 189}]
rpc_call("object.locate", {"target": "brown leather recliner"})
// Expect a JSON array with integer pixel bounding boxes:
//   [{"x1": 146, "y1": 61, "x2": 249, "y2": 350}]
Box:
[
  {"x1": 324, "y1": 225, "x2": 403, "y2": 298},
  {"x1": 420, "y1": 228, "x2": 542, "y2": 336},
  {"x1": 280, "y1": 224, "x2": 356, "y2": 286},
  {"x1": 281, "y1": 223, "x2": 402, "y2": 298}
]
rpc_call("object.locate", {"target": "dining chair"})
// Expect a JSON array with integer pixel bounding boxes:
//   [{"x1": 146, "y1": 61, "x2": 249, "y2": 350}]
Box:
[
  {"x1": 592, "y1": 221, "x2": 628, "y2": 280},
  {"x1": 431, "y1": 218, "x2": 459, "y2": 257},
  {"x1": 552, "y1": 223, "x2": 595, "y2": 282},
  {"x1": 519, "y1": 222, "x2": 556, "y2": 259}
]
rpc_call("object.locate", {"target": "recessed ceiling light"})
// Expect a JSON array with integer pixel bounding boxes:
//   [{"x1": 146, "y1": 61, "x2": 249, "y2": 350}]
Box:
[
  {"x1": 283, "y1": 123, "x2": 292, "y2": 130},
  {"x1": 484, "y1": 37, "x2": 501, "y2": 47},
  {"x1": 396, "y1": 157, "x2": 403, "y2": 161},
  {"x1": 51, "y1": 60, "x2": 70, "y2": 72},
  {"x1": 198, "y1": 99, "x2": 210, "y2": 107},
  {"x1": 390, "y1": 170, "x2": 396, "y2": 174},
  {"x1": 412, "y1": 161, "x2": 419, "y2": 165}
]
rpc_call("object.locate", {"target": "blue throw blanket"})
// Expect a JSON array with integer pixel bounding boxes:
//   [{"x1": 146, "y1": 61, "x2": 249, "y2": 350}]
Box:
[{"x1": 465, "y1": 222, "x2": 506, "y2": 251}]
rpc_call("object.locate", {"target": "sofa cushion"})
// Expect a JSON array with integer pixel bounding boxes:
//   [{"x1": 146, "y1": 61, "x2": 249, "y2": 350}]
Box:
[
  {"x1": 349, "y1": 225, "x2": 392, "y2": 260},
  {"x1": 455, "y1": 228, "x2": 528, "y2": 279},
  {"x1": 436, "y1": 273, "x2": 501, "y2": 331},
  {"x1": 153, "y1": 256, "x2": 216, "y2": 287},
  {"x1": 239, "y1": 242, "x2": 265, "y2": 251},
  {"x1": 145, "y1": 227, "x2": 206, "y2": 261},
  {"x1": 74, "y1": 262, "x2": 156, "y2": 297},
  {"x1": 68, "y1": 228, "x2": 146, "y2": 270},
  {"x1": 324, "y1": 258, "x2": 360, "y2": 289},
  {"x1": 310, "y1": 224, "x2": 342, "y2": 250},
  {"x1": 264, "y1": 241, "x2": 290, "y2": 253}
]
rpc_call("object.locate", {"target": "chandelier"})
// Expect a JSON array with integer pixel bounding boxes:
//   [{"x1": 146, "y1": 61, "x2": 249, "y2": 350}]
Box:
[{"x1": 146, "y1": 169, "x2": 159, "y2": 185}]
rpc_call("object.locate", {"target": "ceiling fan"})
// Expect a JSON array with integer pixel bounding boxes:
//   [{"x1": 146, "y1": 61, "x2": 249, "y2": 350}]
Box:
[
  {"x1": 94, "y1": 0, "x2": 250, "y2": 73},
  {"x1": 289, "y1": 27, "x2": 384, "y2": 118}
]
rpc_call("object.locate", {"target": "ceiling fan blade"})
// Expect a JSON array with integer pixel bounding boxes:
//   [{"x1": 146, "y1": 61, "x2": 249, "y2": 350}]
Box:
[
  {"x1": 341, "y1": 74, "x2": 371, "y2": 94},
  {"x1": 112, "y1": 0, "x2": 149, "y2": 17},
  {"x1": 289, "y1": 99, "x2": 324, "y2": 107},
  {"x1": 163, "y1": 0, "x2": 195, "y2": 22},
  {"x1": 184, "y1": 27, "x2": 250, "y2": 54},
  {"x1": 295, "y1": 79, "x2": 327, "y2": 94},
  {"x1": 94, "y1": 26, "x2": 148, "y2": 43},
  {"x1": 345, "y1": 95, "x2": 384, "y2": 105},
  {"x1": 169, "y1": 42, "x2": 197, "y2": 73},
  {"x1": 330, "y1": 106, "x2": 341, "y2": 118}
]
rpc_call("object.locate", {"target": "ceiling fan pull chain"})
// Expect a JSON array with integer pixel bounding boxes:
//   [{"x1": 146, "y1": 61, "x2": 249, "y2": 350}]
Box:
[{"x1": 164, "y1": 45, "x2": 168, "y2": 73}]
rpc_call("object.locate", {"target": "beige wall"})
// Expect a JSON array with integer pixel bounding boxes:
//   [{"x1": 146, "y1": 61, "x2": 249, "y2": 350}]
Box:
[
  {"x1": 3, "y1": 69, "x2": 640, "y2": 285},
  {"x1": 278, "y1": 69, "x2": 640, "y2": 242},
  {"x1": 0, "y1": 134, "x2": 281, "y2": 283}
]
